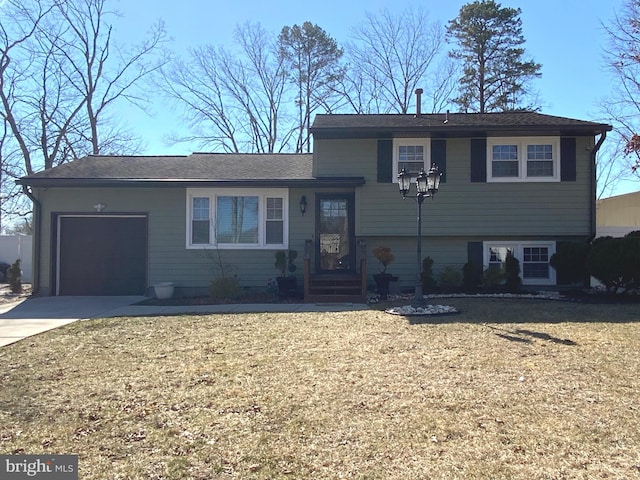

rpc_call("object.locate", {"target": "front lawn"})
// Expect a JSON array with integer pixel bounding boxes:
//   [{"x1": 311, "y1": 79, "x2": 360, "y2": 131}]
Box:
[{"x1": 1, "y1": 297, "x2": 639, "y2": 479}]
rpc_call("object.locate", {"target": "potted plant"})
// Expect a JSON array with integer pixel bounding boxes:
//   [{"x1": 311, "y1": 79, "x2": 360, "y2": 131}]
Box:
[
  {"x1": 372, "y1": 246, "x2": 397, "y2": 299},
  {"x1": 274, "y1": 250, "x2": 298, "y2": 297}
]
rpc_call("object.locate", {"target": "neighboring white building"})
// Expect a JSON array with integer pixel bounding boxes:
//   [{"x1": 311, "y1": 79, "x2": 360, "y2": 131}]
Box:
[
  {"x1": 596, "y1": 190, "x2": 640, "y2": 237},
  {"x1": 0, "y1": 235, "x2": 32, "y2": 282}
]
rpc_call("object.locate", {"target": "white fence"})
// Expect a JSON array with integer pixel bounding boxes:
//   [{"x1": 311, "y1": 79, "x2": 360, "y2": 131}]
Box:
[{"x1": 0, "y1": 235, "x2": 32, "y2": 283}]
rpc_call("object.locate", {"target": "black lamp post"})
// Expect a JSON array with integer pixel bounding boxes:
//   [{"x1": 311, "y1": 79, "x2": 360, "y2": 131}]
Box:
[{"x1": 398, "y1": 164, "x2": 441, "y2": 308}]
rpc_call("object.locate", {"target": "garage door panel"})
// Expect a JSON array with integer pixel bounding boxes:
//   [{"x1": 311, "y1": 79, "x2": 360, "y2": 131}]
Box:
[{"x1": 59, "y1": 216, "x2": 147, "y2": 295}]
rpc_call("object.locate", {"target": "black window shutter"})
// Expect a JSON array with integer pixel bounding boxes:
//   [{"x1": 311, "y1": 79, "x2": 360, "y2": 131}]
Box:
[
  {"x1": 377, "y1": 139, "x2": 393, "y2": 183},
  {"x1": 470, "y1": 138, "x2": 487, "y2": 183},
  {"x1": 467, "y1": 241, "x2": 484, "y2": 287},
  {"x1": 560, "y1": 137, "x2": 577, "y2": 181},
  {"x1": 431, "y1": 139, "x2": 446, "y2": 183}
]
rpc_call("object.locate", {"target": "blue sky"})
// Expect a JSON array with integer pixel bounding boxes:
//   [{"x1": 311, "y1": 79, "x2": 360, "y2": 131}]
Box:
[{"x1": 115, "y1": 0, "x2": 637, "y2": 194}]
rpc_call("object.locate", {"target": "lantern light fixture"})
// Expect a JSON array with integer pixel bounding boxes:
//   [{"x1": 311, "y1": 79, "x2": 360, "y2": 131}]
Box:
[{"x1": 397, "y1": 164, "x2": 442, "y2": 307}]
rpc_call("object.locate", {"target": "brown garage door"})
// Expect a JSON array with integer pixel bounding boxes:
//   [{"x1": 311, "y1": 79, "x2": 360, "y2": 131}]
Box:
[{"x1": 58, "y1": 216, "x2": 147, "y2": 295}]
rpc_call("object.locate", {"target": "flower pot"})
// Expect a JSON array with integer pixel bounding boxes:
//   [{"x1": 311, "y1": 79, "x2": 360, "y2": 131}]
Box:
[
  {"x1": 275, "y1": 276, "x2": 297, "y2": 298},
  {"x1": 373, "y1": 273, "x2": 397, "y2": 300},
  {"x1": 154, "y1": 282, "x2": 174, "y2": 300}
]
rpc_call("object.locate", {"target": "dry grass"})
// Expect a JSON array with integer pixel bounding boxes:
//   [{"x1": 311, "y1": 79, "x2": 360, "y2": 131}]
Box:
[{"x1": 1, "y1": 297, "x2": 640, "y2": 479}]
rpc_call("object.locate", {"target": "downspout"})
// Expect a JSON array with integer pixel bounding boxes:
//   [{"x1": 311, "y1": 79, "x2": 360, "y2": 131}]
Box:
[
  {"x1": 21, "y1": 185, "x2": 41, "y2": 295},
  {"x1": 590, "y1": 131, "x2": 607, "y2": 240}
]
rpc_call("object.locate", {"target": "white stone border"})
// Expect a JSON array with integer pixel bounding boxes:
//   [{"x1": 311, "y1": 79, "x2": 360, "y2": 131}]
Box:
[
  {"x1": 385, "y1": 304, "x2": 459, "y2": 316},
  {"x1": 376, "y1": 291, "x2": 567, "y2": 316}
]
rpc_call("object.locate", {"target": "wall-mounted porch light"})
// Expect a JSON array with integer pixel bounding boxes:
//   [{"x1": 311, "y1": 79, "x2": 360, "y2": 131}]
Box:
[{"x1": 300, "y1": 195, "x2": 307, "y2": 215}]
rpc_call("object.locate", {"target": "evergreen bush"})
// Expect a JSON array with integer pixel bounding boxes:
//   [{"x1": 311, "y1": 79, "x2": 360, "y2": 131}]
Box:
[
  {"x1": 462, "y1": 261, "x2": 482, "y2": 291},
  {"x1": 439, "y1": 266, "x2": 462, "y2": 291},
  {"x1": 421, "y1": 256, "x2": 437, "y2": 292},
  {"x1": 7, "y1": 259, "x2": 22, "y2": 294},
  {"x1": 587, "y1": 234, "x2": 640, "y2": 294},
  {"x1": 550, "y1": 241, "x2": 590, "y2": 285},
  {"x1": 504, "y1": 251, "x2": 522, "y2": 293}
]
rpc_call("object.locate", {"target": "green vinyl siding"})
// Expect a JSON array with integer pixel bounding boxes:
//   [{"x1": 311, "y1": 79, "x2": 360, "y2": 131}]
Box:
[
  {"x1": 366, "y1": 236, "x2": 479, "y2": 293},
  {"x1": 364, "y1": 235, "x2": 585, "y2": 293},
  {"x1": 313, "y1": 138, "x2": 379, "y2": 177},
  {"x1": 33, "y1": 186, "x2": 315, "y2": 295},
  {"x1": 313, "y1": 136, "x2": 594, "y2": 239},
  {"x1": 31, "y1": 133, "x2": 596, "y2": 295}
]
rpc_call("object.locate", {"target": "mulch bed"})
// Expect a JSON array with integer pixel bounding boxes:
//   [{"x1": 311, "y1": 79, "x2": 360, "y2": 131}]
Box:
[
  {"x1": 135, "y1": 288, "x2": 640, "y2": 307},
  {"x1": 135, "y1": 292, "x2": 304, "y2": 306}
]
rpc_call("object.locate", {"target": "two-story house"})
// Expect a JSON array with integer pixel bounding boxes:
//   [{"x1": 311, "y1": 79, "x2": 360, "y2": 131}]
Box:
[{"x1": 16, "y1": 111, "x2": 611, "y2": 299}]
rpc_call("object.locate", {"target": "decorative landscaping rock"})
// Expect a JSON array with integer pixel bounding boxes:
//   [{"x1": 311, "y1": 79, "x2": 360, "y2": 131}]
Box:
[{"x1": 385, "y1": 304, "x2": 459, "y2": 316}]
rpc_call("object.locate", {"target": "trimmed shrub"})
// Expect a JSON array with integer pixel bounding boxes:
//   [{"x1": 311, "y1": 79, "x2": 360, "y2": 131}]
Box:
[
  {"x1": 481, "y1": 252, "x2": 521, "y2": 293},
  {"x1": 421, "y1": 256, "x2": 437, "y2": 292},
  {"x1": 210, "y1": 276, "x2": 242, "y2": 301},
  {"x1": 550, "y1": 241, "x2": 590, "y2": 285},
  {"x1": 439, "y1": 266, "x2": 462, "y2": 291},
  {"x1": 463, "y1": 261, "x2": 482, "y2": 291},
  {"x1": 504, "y1": 251, "x2": 522, "y2": 293},
  {"x1": 7, "y1": 259, "x2": 22, "y2": 294},
  {"x1": 587, "y1": 234, "x2": 640, "y2": 294},
  {"x1": 482, "y1": 265, "x2": 504, "y2": 292}
]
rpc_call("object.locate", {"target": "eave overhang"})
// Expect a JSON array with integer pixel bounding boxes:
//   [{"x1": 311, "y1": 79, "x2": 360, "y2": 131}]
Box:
[
  {"x1": 310, "y1": 124, "x2": 613, "y2": 140},
  {"x1": 16, "y1": 176, "x2": 367, "y2": 189}
]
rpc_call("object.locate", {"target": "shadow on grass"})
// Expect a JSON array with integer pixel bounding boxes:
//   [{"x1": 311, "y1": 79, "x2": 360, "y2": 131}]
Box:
[
  {"x1": 495, "y1": 333, "x2": 533, "y2": 344},
  {"x1": 400, "y1": 295, "x2": 640, "y2": 326},
  {"x1": 514, "y1": 328, "x2": 577, "y2": 345},
  {"x1": 482, "y1": 324, "x2": 578, "y2": 346}
]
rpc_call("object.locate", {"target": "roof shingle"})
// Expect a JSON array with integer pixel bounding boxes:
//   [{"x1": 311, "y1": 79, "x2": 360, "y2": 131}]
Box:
[
  {"x1": 310, "y1": 112, "x2": 612, "y2": 135},
  {"x1": 23, "y1": 153, "x2": 313, "y2": 181},
  {"x1": 18, "y1": 112, "x2": 612, "y2": 187}
]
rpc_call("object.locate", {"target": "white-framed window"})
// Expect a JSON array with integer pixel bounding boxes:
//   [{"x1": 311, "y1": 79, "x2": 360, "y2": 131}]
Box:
[
  {"x1": 186, "y1": 188, "x2": 288, "y2": 249},
  {"x1": 483, "y1": 241, "x2": 556, "y2": 285},
  {"x1": 393, "y1": 138, "x2": 430, "y2": 180},
  {"x1": 487, "y1": 137, "x2": 560, "y2": 182},
  {"x1": 488, "y1": 244, "x2": 516, "y2": 270}
]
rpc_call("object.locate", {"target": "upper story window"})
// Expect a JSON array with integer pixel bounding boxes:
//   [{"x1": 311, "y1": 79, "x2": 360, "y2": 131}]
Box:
[
  {"x1": 393, "y1": 139, "x2": 430, "y2": 179},
  {"x1": 487, "y1": 137, "x2": 560, "y2": 182},
  {"x1": 186, "y1": 188, "x2": 288, "y2": 249}
]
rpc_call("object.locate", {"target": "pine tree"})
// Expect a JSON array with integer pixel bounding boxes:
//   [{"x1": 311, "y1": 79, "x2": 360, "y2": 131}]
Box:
[
  {"x1": 278, "y1": 22, "x2": 343, "y2": 152},
  {"x1": 447, "y1": 0, "x2": 541, "y2": 113}
]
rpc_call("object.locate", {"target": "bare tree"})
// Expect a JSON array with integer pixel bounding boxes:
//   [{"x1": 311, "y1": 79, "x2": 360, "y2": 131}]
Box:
[
  {"x1": 343, "y1": 7, "x2": 451, "y2": 114},
  {"x1": 601, "y1": 0, "x2": 640, "y2": 184},
  {"x1": 160, "y1": 22, "x2": 293, "y2": 153},
  {"x1": 52, "y1": 0, "x2": 167, "y2": 155},
  {"x1": 0, "y1": 0, "x2": 167, "y2": 226},
  {"x1": 596, "y1": 142, "x2": 629, "y2": 199}
]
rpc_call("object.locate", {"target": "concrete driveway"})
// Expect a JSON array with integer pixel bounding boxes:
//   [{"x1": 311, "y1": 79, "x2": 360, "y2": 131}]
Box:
[{"x1": 0, "y1": 296, "x2": 146, "y2": 347}]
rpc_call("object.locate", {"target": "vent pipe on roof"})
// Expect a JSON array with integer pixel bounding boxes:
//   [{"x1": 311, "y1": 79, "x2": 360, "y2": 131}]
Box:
[
  {"x1": 415, "y1": 88, "x2": 423, "y2": 117},
  {"x1": 444, "y1": 110, "x2": 450, "y2": 124}
]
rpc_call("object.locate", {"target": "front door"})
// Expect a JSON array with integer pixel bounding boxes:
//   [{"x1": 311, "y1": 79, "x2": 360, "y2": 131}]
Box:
[{"x1": 316, "y1": 194, "x2": 355, "y2": 273}]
